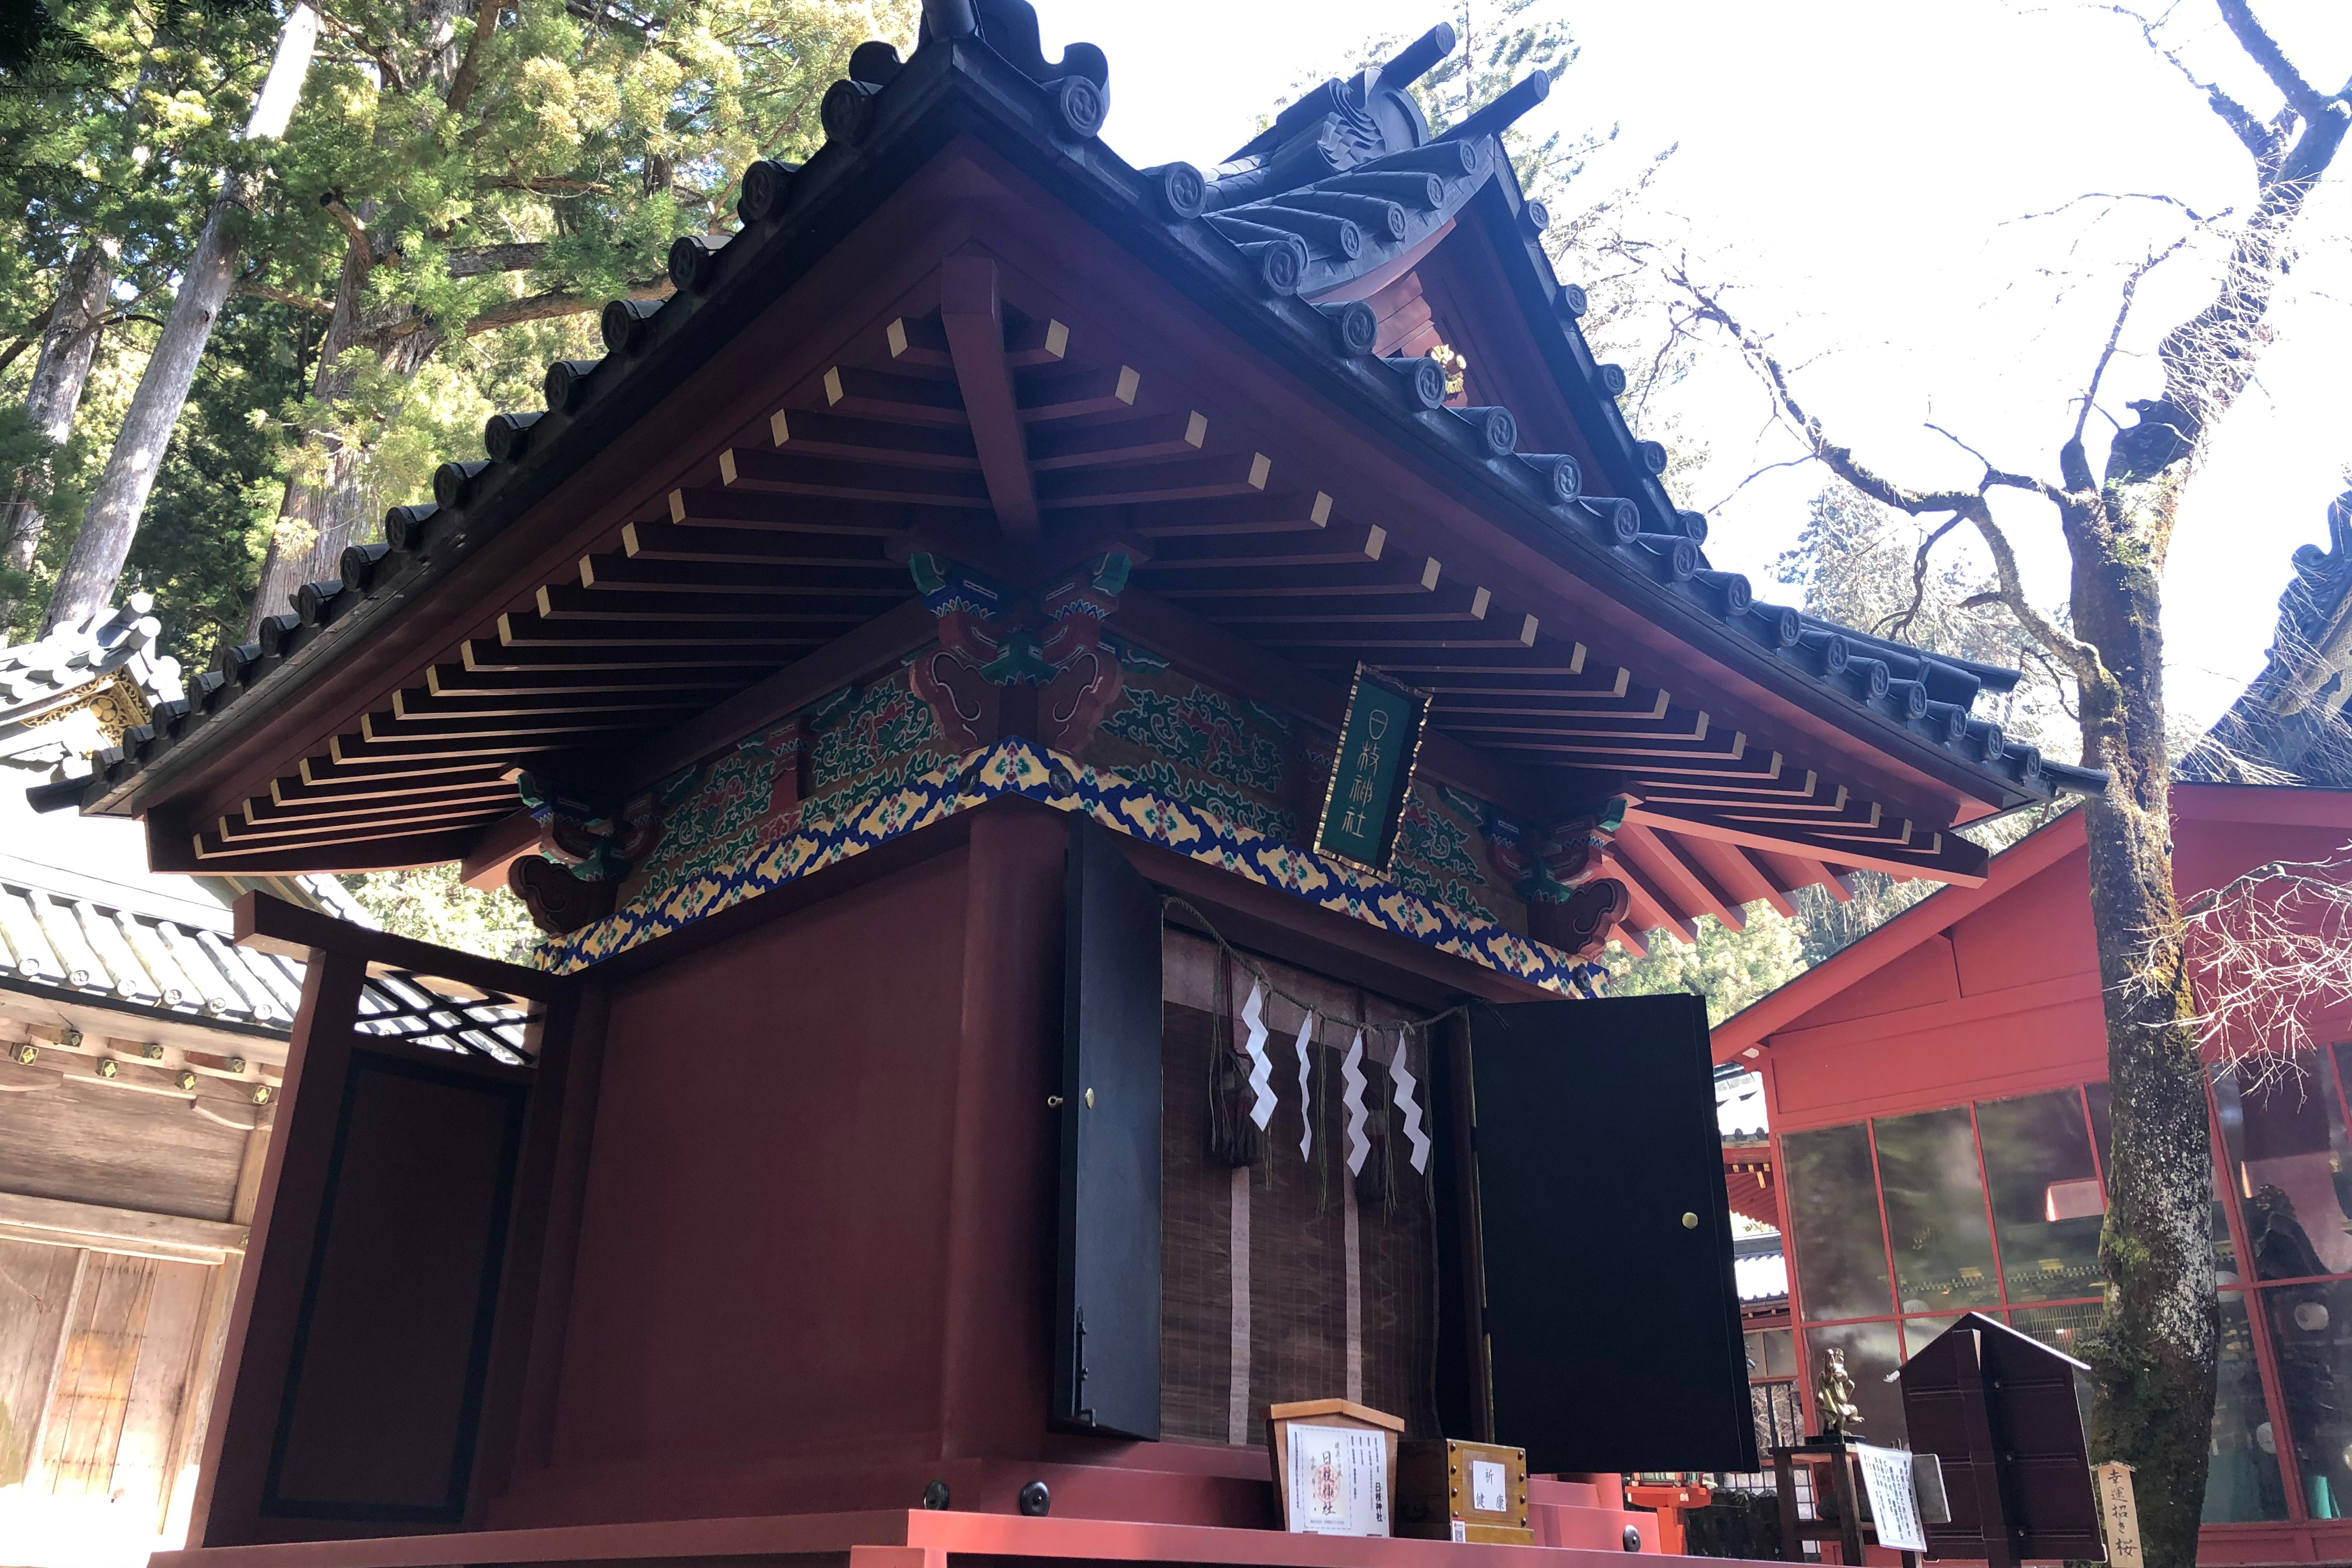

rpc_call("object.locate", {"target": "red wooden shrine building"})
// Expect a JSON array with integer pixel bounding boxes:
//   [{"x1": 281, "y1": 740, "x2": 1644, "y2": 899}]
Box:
[
  {"x1": 30, "y1": 5, "x2": 2103, "y2": 1564},
  {"x1": 1713, "y1": 782, "x2": 2352, "y2": 1566}
]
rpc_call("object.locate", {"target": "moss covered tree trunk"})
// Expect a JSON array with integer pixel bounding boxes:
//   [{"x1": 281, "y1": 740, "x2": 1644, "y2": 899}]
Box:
[{"x1": 2067, "y1": 467, "x2": 2217, "y2": 1557}]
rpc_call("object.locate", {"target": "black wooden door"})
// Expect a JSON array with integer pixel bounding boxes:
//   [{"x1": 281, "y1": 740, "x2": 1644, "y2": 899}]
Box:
[
  {"x1": 1053, "y1": 816, "x2": 1164, "y2": 1438},
  {"x1": 1467, "y1": 993, "x2": 1754, "y2": 1473}
]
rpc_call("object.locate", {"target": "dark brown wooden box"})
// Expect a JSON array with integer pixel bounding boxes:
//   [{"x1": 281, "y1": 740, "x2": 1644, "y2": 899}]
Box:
[{"x1": 1395, "y1": 1437, "x2": 1532, "y2": 1544}]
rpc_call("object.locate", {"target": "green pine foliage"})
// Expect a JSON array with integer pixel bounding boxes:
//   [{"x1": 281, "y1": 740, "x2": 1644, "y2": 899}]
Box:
[{"x1": 339, "y1": 863, "x2": 541, "y2": 964}]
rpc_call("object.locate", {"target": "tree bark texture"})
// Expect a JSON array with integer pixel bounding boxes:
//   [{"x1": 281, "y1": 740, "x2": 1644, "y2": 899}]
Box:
[
  {"x1": 38, "y1": 1, "x2": 318, "y2": 634},
  {"x1": 1, "y1": 240, "x2": 118, "y2": 620},
  {"x1": 41, "y1": 187, "x2": 251, "y2": 635},
  {"x1": 2070, "y1": 472, "x2": 2220, "y2": 1564},
  {"x1": 244, "y1": 229, "x2": 443, "y2": 636}
]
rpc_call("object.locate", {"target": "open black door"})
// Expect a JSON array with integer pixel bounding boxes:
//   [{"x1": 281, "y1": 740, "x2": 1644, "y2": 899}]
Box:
[
  {"x1": 1053, "y1": 815, "x2": 1163, "y2": 1438},
  {"x1": 1466, "y1": 993, "x2": 1752, "y2": 1473}
]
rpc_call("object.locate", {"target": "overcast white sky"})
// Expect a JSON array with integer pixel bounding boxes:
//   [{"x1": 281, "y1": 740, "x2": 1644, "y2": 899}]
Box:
[{"x1": 1029, "y1": 0, "x2": 2352, "y2": 735}]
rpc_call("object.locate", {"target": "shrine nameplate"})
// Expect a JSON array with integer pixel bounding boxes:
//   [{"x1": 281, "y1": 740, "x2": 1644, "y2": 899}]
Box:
[{"x1": 1313, "y1": 664, "x2": 1429, "y2": 873}]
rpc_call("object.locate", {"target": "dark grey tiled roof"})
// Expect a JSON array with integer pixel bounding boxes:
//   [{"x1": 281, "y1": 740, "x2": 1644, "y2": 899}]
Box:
[
  {"x1": 50, "y1": 0, "x2": 2103, "y2": 822},
  {"x1": 2183, "y1": 489, "x2": 2352, "y2": 788}
]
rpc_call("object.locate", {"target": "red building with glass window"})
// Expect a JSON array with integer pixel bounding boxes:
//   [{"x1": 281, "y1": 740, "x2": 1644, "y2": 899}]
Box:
[{"x1": 1713, "y1": 782, "x2": 2352, "y2": 1566}]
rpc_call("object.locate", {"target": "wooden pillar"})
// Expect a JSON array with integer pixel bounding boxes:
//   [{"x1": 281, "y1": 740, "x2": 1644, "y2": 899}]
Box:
[
  {"x1": 159, "y1": 1121, "x2": 271, "y2": 1541},
  {"x1": 937, "y1": 799, "x2": 1065, "y2": 1465}
]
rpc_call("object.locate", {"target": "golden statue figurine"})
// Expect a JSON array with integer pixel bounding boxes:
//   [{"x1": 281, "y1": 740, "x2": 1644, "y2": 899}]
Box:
[{"x1": 1816, "y1": 1346, "x2": 1864, "y2": 1439}]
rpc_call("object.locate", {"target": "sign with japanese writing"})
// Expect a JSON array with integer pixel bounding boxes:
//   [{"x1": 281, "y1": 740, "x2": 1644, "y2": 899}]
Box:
[
  {"x1": 1314, "y1": 665, "x2": 1429, "y2": 873},
  {"x1": 1284, "y1": 1423, "x2": 1391, "y2": 1536},
  {"x1": 2095, "y1": 1461, "x2": 2144, "y2": 1568},
  {"x1": 1853, "y1": 1441, "x2": 1927, "y2": 1553}
]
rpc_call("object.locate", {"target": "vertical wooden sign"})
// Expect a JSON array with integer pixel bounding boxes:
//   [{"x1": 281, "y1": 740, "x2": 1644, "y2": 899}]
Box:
[
  {"x1": 2095, "y1": 1462, "x2": 2143, "y2": 1568},
  {"x1": 1314, "y1": 664, "x2": 1430, "y2": 873}
]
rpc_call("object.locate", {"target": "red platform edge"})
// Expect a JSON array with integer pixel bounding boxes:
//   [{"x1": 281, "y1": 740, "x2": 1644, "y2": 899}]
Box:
[{"x1": 146, "y1": 1497, "x2": 1748, "y2": 1568}]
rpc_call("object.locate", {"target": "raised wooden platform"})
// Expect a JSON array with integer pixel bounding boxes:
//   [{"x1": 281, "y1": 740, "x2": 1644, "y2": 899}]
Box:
[{"x1": 151, "y1": 1494, "x2": 1733, "y2": 1568}]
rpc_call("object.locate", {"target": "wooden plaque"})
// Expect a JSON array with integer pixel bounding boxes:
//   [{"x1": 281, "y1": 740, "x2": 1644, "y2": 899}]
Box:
[
  {"x1": 1396, "y1": 1437, "x2": 1533, "y2": 1544},
  {"x1": 1312, "y1": 664, "x2": 1430, "y2": 873},
  {"x1": 1266, "y1": 1398, "x2": 1404, "y2": 1536}
]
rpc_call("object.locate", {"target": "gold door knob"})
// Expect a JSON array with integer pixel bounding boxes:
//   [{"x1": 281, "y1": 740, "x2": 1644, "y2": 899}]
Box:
[{"x1": 1084, "y1": 1087, "x2": 1096, "y2": 1108}]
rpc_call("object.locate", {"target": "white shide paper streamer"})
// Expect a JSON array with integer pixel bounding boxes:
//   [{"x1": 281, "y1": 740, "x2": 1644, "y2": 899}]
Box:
[
  {"x1": 1391, "y1": 1030, "x2": 1432, "y2": 1173},
  {"x1": 1241, "y1": 981, "x2": 1276, "y2": 1130},
  {"x1": 1293, "y1": 1012, "x2": 1316, "y2": 1159},
  {"x1": 1342, "y1": 1030, "x2": 1371, "y2": 1174}
]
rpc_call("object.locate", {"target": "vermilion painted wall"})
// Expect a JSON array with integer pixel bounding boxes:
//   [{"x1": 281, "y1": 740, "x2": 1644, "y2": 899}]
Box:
[{"x1": 1731, "y1": 788, "x2": 2352, "y2": 1567}]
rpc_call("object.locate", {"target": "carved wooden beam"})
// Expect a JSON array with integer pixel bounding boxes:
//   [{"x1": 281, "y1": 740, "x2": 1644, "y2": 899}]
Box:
[{"x1": 939, "y1": 255, "x2": 1040, "y2": 541}]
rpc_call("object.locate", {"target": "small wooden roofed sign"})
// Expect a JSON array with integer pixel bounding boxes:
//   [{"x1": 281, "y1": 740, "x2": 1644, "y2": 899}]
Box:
[
  {"x1": 29, "y1": 0, "x2": 2106, "y2": 960},
  {"x1": 1899, "y1": 1310, "x2": 2101, "y2": 1566}
]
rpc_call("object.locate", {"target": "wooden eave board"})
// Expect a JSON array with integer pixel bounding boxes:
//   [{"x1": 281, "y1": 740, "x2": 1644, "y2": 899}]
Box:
[{"x1": 94, "y1": 71, "x2": 2046, "y2": 892}]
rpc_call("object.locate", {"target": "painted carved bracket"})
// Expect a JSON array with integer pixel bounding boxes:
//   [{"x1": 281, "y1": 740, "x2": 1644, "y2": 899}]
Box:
[
  {"x1": 908, "y1": 551, "x2": 1130, "y2": 752},
  {"x1": 1484, "y1": 797, "x2": 1634, "y2": 960},
  {"x1": 508, "y1": 769, "x2": 698, "y2": 936}
]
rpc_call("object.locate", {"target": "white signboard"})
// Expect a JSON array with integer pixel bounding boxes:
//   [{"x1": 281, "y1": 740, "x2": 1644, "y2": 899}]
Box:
[
  {"x1": 1853, "y1": 1441, "x2": 1927, "y2": 1553},
  {"x1": 1285, "y1": 1423, "x2": 1391, "y2": 1536},
  {"x1": 1471, "y1": 1458, "x2": 1508, "y2": 1513},
  {"x1": 2095, "y1": 1461, "x2": 2144, "y2": 1568}
]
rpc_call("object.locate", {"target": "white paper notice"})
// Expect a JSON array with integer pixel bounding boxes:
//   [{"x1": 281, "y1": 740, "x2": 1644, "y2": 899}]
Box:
[
  {"x1": 1853, "y1": 1442, "x2": 1927, "y2": 1553},
  {"x1": 1471, "y1": 1458, "x2": 1508, "y2": 1514},
  {"x1": 1286, "y1": 1423, "x2": 1391, "y2": 1536}
]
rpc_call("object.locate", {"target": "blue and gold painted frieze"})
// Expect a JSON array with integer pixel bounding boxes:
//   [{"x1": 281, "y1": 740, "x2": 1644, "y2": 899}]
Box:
[{"x1": 537, "y1": 735, "x2": 1596, "y2": 994}]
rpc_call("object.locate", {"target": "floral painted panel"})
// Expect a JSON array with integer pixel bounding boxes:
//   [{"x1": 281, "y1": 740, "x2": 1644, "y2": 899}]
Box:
[
  {"x1": 616, "y1": 666, "x2": 954, "y2": 908},
  {"x1": 541, "y1": 736, "x2": 1602, "y2": 999}
]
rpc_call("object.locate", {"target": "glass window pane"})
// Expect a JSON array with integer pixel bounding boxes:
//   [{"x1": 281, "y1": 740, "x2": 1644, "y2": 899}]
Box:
[
  {"x1": 1785, "y1": 1124, "x2": 1894, "y2": 1322},
  {"x1": 2088, "y1": 1081, "x2": 2236, "y2": 1275},
  {"x1": 1874, "y1": 1108, "x2": 2000, "y2": 1312},
  {"x1": 1978, "y1": 1090, "x2": 2105, "y2": 1303},
  {"x1": 2008, "y1": 1301, "x2": 2100, "y2": 1438},
  {"x1": 2259, "y1": 1277, "x2": 2352, "y2": 1520},
  {"x1": 2217, "y1": 1051, "x2": 2352, "y2": 1281},
  {"x1": 1801, "y1": 1321, "x2": 1905, "y2": 1446},
  {"x1": 1901, "y1": 1314, "x2": 1965, "y2": 1359},
  {"x1": 2207, "y1": 1293, "x2": 2291, "y2": 1523},
  {"x1": 1744, "y1": 1328, "x2": 1796, "y2": 1380}
]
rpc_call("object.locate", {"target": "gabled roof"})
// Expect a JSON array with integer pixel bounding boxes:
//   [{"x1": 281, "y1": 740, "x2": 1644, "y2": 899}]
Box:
[
  {"x1": 36, "y1": 0, "x2": 2098, "y2": 923},
  {"x1": 1709, "y1": 782, "x2": 2352, "y2": 1058},
  {"x1": 2184, "y1": 488, "x2": 2352, "y2": 788},
  {"x1": 1, "y1": 593, "x2": 183, "y2": 778}
]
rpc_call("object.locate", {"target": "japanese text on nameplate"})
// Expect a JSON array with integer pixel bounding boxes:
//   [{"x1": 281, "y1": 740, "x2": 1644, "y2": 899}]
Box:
[{"x1": 1285, "y1": 1424, "x2": 1390, "y2": 1536}]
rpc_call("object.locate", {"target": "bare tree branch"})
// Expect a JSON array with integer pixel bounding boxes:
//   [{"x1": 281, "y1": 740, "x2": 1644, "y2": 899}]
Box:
[
  {"x1": 442, "y1": 0, "x2": 501, "y2": 119},
  {"x1": 2074, "y1": 229, "x2": 2199, "y2": 446},
  {"x1": 2164, "y1": 847, "x2": 2352, "y2": 1077},
  {"x1": 233, "y1": 279, "x2": 335, "y2": 315},
  {"x1": 459, "y1": 276, "x2": 671, "y2": 337},
  {"x1": 2003, "y1": 190, "x2": 2216, "y2": 225},
  {"x1": 2216, "y1": 0, "x2": 2325, "y2": 116},
  {"x1": 446, "y1": 242, "x2": 547, "y2": 277},
  {"x1": 320, "y1": 192, "x2": 373, "y2": 258},
  {"x1": 2104, "y1": 4, "x2": 2285, "y2": 163}
]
